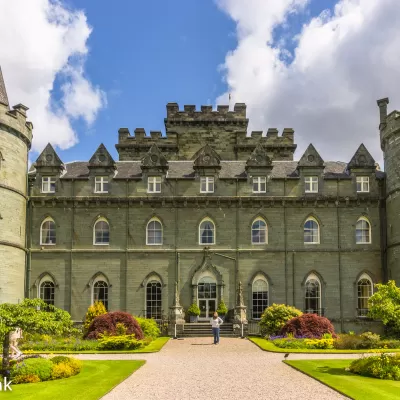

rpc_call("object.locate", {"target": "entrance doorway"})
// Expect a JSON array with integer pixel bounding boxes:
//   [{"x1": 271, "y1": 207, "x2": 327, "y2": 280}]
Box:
[{"x1": 198, "y1": 276, "x2": 217, "y2": 320}]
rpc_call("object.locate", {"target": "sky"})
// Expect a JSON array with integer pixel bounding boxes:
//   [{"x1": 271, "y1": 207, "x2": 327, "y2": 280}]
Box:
[{"x1": 1, "y1": 0, "x2": 399, "y2": 168}]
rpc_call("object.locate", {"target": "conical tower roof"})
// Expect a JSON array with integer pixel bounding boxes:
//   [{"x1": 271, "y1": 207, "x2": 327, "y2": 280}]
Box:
[{"x1": 0, "y1": 66, "x2": 9, "y2": 107}]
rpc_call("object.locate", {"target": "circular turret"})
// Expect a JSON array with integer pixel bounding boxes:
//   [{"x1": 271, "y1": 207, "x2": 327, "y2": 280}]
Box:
[{"x1": 0, "y1": 68, "x2": 32, "y2": 304}]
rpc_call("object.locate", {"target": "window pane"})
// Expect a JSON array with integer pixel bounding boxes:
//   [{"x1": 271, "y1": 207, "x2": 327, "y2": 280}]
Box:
[
  {"x1": 40, "y1": 281, "x2": 55, "y2": 306},
  {"x1": 94, "y1": 281, "x2": 108, "y2": 310},
  {"x1": 146, "y1": 281, "x2": 162, "y2": 319}
]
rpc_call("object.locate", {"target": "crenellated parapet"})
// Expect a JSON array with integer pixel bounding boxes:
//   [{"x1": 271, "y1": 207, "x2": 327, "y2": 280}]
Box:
[{"x1": 116, "y1": 103, "x2": 297, "y2": 161}]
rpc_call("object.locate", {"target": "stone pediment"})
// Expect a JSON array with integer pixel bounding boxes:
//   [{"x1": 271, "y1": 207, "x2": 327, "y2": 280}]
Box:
[
  {"x1": 191, "y1": 248, "x2": 223, "y2": 285},
  {"x1": 348, "y1": 144, "x2": 376, "y2": 170},
  {"x1": 193, "y1": 144, "x2": 221, "y2": 170},
  {"x1": 298, "y1": 144, "x2": 324, "y2": 168},
  {"x1": 88, "y1": 144, "x2": 116, "y2": 169},
  {"x1": 245, "y1": 143, "x2": 272, "y2": 171},
  {"x1": 35, "y1": 143, "x2": 63, "y2": 169},
  {"x1": 140, "y1": 144, "x2": 169, "y2": 171}
]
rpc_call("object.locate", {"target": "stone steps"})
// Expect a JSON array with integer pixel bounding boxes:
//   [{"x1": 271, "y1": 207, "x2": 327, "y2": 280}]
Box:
[{"x1": 179, "y1": 323, "x2": 236, "y2": 337}]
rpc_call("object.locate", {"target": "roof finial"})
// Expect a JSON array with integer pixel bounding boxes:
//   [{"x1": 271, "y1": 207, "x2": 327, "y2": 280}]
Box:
[{"x1": 0, "y1": 66, "x2": 10, "y2": 107}]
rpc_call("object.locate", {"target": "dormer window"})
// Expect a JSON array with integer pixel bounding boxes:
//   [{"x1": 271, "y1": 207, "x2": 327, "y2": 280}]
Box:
[
  {"x1": 200, "y1": 177, "x2": 214, "y2": 193},
  {"x1": 356, "y1": 177, "x2": 369, "y2": 193},
  {"x1": 305, "y1": 176, "x2": 318, "y2": 193},
  {"x1": 252, "y1": 177, "x2": 266, "y2": 193},
  {"x1": 95, "y1": 176, "x2": 109, "y2": 193},
  {"x1": 148, "y1": 176, "x2": 162, "y2": 193},
  {"x1": 42, "y1": 177, "x2": 56, "y2": 193}
]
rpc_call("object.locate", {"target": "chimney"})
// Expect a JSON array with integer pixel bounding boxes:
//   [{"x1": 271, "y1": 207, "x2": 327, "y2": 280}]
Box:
[{"x1": 377, "y1": 97, "x2": 389, "y2": 128}]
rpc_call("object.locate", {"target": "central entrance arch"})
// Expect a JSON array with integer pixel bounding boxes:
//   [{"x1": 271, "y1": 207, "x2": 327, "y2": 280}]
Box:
[{"x1": 198, "y1": 275, "x2": 217, "y2": 320}]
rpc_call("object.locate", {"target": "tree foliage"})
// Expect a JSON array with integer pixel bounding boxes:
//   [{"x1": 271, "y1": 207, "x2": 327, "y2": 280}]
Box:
[
  {"x1": 279, "y1": 313, "x2": 336, "y2": 338},
  {"x1": 83, "y1": 301, "x2": 107, "y2": 333},
  {"x1": 368, "y1": 280, "x2": 400, "y2": 336},
  {"x1": 0, "y1": 298, "x2": 74, "y2": 377},
  {"x1": 259, "y1": 303, "x2": 302, "y2": 336}
]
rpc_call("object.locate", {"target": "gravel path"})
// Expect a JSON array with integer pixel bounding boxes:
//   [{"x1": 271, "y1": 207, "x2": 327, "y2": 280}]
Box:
[{"x1": 76, "y1": 338, "x2": 358, "y2": 400}]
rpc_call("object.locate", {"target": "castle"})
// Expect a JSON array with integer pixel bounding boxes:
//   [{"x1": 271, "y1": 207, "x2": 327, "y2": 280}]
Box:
[{"x1": 0, "y1": 66, "x2": 399, "y2": 333}]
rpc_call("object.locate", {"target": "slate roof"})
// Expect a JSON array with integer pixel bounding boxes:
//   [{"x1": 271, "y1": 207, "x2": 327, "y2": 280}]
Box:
[{"x1": 30, "y1": 160, "x2": 384, "y2": 179}]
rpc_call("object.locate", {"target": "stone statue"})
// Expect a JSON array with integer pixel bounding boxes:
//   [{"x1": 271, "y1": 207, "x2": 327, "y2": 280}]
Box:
[{"x1": 237, "y1": 281, "x2": 244, "y2": 307}]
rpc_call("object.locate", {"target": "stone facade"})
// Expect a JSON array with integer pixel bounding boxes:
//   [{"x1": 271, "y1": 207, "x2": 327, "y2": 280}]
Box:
[{"x1": 1, "y1": 66, "x2": 399, "y2": 334}]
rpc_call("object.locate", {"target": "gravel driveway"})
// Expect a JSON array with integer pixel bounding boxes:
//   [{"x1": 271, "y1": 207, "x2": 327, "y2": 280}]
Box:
[{"x1": 76, "y1": 337, "x2": 358, "y2": 400}]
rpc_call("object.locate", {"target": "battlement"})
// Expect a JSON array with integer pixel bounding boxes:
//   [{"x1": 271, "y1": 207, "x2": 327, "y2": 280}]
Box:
[
  {"x1": 165, "y1": 103, "x2": 248, "y2": 122},
  {"x1": 0, "y1": 102, "x2": 33, "y2": 148},
  {"x1": 378, "y1": 97, "x2": 400, "y2": 151},
  {"x1": 236, "y1": 128, "x2": 295, "y2": 146}
]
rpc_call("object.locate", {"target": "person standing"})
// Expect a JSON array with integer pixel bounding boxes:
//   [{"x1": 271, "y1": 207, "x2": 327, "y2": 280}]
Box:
[
  {"x1": 211, "y1": 312, "x2": 223, "y2": 345},
  {"x1": 9, "y1": 328, "x2": 23, "y2": 359}
]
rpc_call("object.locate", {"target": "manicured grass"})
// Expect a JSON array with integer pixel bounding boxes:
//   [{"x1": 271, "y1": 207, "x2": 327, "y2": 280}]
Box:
[
  {"x1": 285, "y1": 359, "x2": 400, "y2": 400},
  {"x1": 249, "y1": 337, "x2": 400, "y2": 354},
  {"x1": 0, "y1": 360, "x2": 145, "y2": 400},
  {"x1": 24, "y1": 336, "x2": 170, "y2": 354}
]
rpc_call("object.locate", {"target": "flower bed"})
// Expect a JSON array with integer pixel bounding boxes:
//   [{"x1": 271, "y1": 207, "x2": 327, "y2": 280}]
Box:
[
  {"x1": 349, "y1": 353, "x2": 400, "y2": 380},
  {"x1": 10, "y1": 355, "x2": 82, "y2": 384}
]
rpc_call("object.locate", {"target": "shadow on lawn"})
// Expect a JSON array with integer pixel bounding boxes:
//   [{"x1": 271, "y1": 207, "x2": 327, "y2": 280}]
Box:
[{"x1": 316, "y1": 366, "x2": 350, "y2": 376}]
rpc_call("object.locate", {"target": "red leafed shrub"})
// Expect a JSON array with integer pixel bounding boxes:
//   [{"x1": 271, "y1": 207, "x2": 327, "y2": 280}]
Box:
[
  {"x1": 279, "y1": 313, "x2": 336, "y2": 339},
  {"x1": 85, "y1": 312, "x2": 144, "y2": 340}
]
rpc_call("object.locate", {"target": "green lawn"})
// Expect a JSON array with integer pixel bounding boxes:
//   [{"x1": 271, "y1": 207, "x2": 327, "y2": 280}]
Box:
[
  {"x1": 0, "y1": 360, "x2": 145, "y2": 400},
  {"x1": 25, "y1": 336, "x2": 170, "y2": 354},
  {"x1": 285, "y1": 359, "x2": 400, "y2": 400},
  {"x1": 249, "y1": 337, "x2": 400, "y2": 354}
]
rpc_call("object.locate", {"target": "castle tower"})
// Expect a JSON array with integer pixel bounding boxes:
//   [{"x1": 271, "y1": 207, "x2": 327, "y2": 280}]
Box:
[
  {"x1": 0, "y1": 67, "x2": 32, "y2": 304},
  {"x1": 378, "y1": 97, "x2": 400, "y2": 284}
]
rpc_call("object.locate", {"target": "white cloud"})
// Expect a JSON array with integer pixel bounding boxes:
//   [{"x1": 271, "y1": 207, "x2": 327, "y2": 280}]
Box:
[
  {"x1": 216, "y1": 0, "x2": 400, "y2": 166},
  {"x1": 0, "y1": 0, "x2": 106, "y2": 152}
]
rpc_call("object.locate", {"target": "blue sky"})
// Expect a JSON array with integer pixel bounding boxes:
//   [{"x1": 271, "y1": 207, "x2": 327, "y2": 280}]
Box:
[
  {"x1": 3, "y1": 0, "x2": 397, "y2": 167},
  {"x1": 55, "y1": 0, "x2": 337, "y2": 163}
]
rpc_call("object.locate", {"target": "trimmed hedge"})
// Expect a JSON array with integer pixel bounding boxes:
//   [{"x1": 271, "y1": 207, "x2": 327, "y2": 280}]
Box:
[
  {"x1": 86, "y1": 312, "x2": 144, "y2": 340},
  {"x1": 280, "y1": 313, "x2": 336, "y2": 339}
]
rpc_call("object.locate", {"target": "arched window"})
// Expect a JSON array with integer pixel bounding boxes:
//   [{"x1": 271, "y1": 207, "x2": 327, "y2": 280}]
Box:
[
  {"x1": 40, "y1": 217, "x2": 56, "y2": 245},
  {"x1": 146, "y1": 219, "x2": 163, "y2": 245},
  {"x1": 305, "y1": 274, "x2": 321, "y2": 315},
  {"x1": 356, "y1": 217, "x2": 371, "y2": 244},
  {"x1": 251, "y1": 218, "x2": 268, "y2": 244},
  {"x1": 146, "y1": 279, "x2": 162, "y2": 319},
  {"x1": 39, "y1": 276, "x2": 55, "y2": 306},
  {"x1": 93, "y1": 278, "x2": 109, "y2": 310},
  {"x1": 252, "y1": 276, "x2": 269, "y2": 319},
  {"x1": 199, "y1": 218, "x2": 215, "y2": 245},
  {"x1": 94, "y1": 218, "x2": 109, "y2": 245},
  {"x1": 304, "y1": 217, "x2": 320, "y2": 244},
  {"x1": 357, "y1": 274, "x2": 373, "y2": 317}
]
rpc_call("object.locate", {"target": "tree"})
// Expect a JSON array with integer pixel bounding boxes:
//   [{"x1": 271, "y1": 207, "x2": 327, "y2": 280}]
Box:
[
  {"x1": 368, "y1": 280, "x2": 400, "y2": 336},
  {"x1": 83, "y1": 301, "x2": 107, "y2": 334},
  {"x1": 0, "y1": 298, "x2": 74, "y2": 377}
]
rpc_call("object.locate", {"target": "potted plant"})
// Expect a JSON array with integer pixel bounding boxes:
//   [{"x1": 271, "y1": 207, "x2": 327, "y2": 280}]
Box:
[
  {"x1": 216, "y1": 300, "x2": 228, "y2": 320},
  {"x1": 187, "y1": 303, "x2": 200, "y2": 323}
]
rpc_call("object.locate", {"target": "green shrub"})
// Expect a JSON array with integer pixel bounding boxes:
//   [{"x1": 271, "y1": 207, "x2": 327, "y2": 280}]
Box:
[
  {"x1": 271, "y1": 336, "x2": 334, "y2": 349},
  {"x1": 97, "y1": 335, "x2": 144, "y2": 350},
  {"x1": 259, "y1": 304, "x2": 302, "y2": 336},
  {"x1": 349, "y1": 354, "x2": 400, "y2": 380},
  {"x1": 187, "y1": 303, "x2": 200, "y2": 316},
  {"x1": 115, "y1": 322, "x2": 128, "y2": 336},
  {"x1": 50, "y1": 356, "x2": 71, "y2": 365},
  {"x1": 20, "y1": 337, "x2": 99, "y2": 351},
  {"x1": 378, "y1": 339, "x2": 400, "y2": 349},
  {"x1": 13, "y1": 374, "x2": 41, "y2": 384},
  {"x1": 83, "y1": 301, "x2": 107, "y2": 334},
  {"x1": 272, "y1": 338, "x2": 307, "y2": 349},
  {"x1": 51, "y1": 357, "x2": 82, "y2": 379},
  {"x1": 334, "y1": 332, "x2": 381, "y2": 350},
  {"x1": 11, "y1": 357, "x2": 53, "y2": 383},
  {"x1": 216, "y1": 300, "x2": 228, "y2": 315},
  {"x1": 136, "y1": 317, "x2": 160, "y2": 339}
]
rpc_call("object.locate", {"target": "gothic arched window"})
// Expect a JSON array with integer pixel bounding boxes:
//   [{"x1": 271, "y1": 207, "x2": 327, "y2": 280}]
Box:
[
  {"x1": 252, "y1": 276, "x2": 269, "y2": 319},
  {"x1": 39, "y1": 277, "x2": 55, "y2": 306},
  {"x1": 40, "y1": 217, "x2": 56, "y2": 245},
  {"x1": 92, "y1": 278, "x2": 109, "y2": 310},
  {"x1": 146, "y1": 279, "x2": 162, "y2": 319},
  {"x1": 357, "y1": 274, "x2": 373, "y2": 317},
  {"x1": 305, "y1": 274, "x2": 321, "y2": 315}
]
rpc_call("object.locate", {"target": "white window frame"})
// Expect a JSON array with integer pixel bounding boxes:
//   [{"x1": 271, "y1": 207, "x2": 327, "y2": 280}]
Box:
[
  {"x1": 148, "y1": 176, "x2": 162, "y2": 193},
  {"x1": 305, "y1": 176, "x2": 318, "y2": 193},
  {"x1": 146, "y1": 278, "x2": 162, "y2": 319},
  {"x1": 40, "y1": 217, "x2": 56, "y2": 245},
  {"x1": 252, "y1": 177, "x2": 266, "y2": 193},
  {"x1": 356, "y1": 176, "x2": 370, "y2": 193},
  {"x1": 304, "y1": 217, "x2": 320, "y2": 244},
  {"x1": 41, "y1": 176, "x2": 56, "y2": 193},
  {"x1": 94, "y1": 176, "x2": 109, "y2": 193},
  {"x1": 93, "y1": 217, "x2": 110, "y2": 245},
  {"x1": 356, "y1": 217, "x2": 371, "y2": 244},
  {"x1": 199, "y1": 218, "x2": 216, "y2": 245},
  {"x1": 146, "y1": 218, "x2": 163, "y2": 245},
  {"x1": 91, "y1": 275, "x2": 109, "y2": 310},
  {"x1": 357, "y1": 273, "x2": 373, "y2": 317},
  {"x1": 200, "y1": 177, "x2": 214, "y2": 193},
  {"x1": 38, "y1": 275, "x2": 55, "y2": 306},
  {"x1": 251, "y1": 218, "x2": 268, "y2": 244},
  {"x1": 305, "y1": 273, "x2": 321, "y2": 314},
  {"x1": 252, "y1": 275, "x2": 269, "y2": 320}
]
